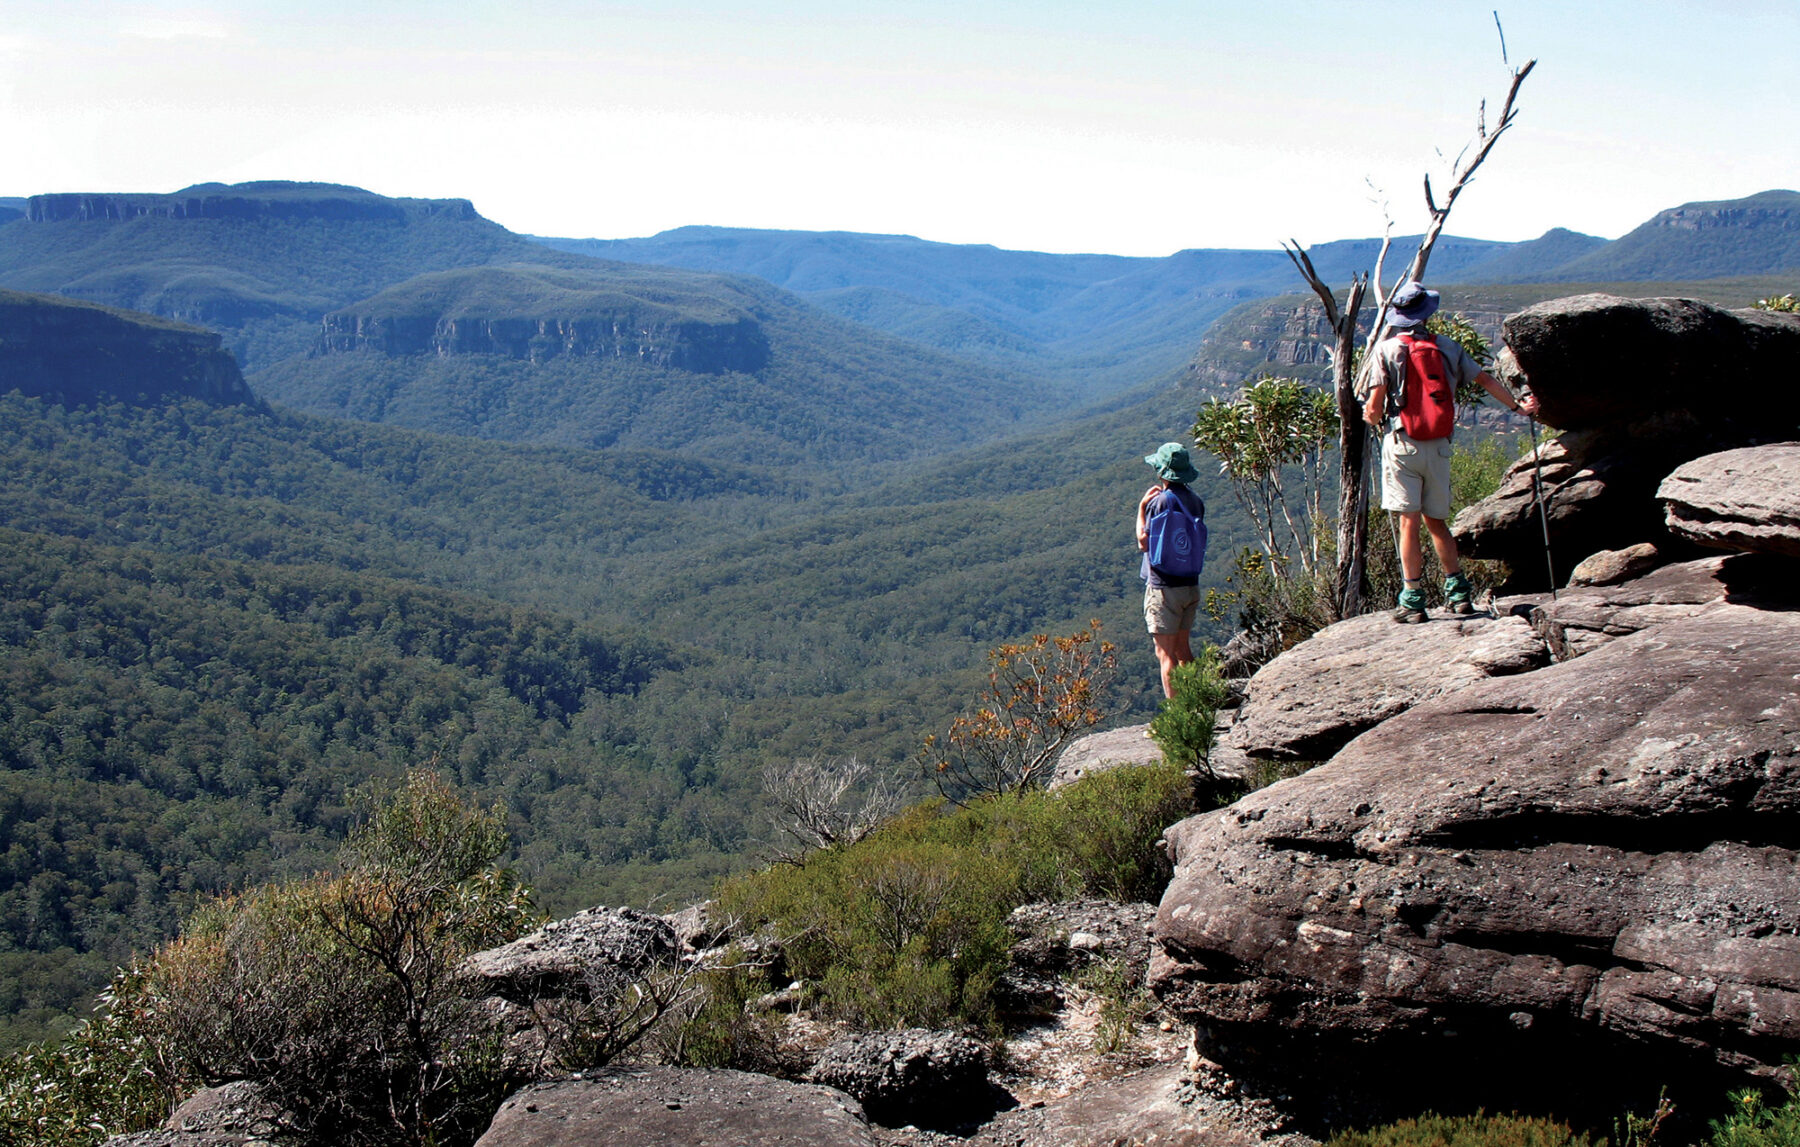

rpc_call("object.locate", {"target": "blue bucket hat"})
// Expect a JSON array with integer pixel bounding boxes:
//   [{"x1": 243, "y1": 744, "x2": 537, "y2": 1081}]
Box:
[
  {"x1": 1386, "y1": 282, "x2": 1441, "y2": 329},
  {"x1": 1144, "y1": 442, "x2": 1201, "y2": 484}
]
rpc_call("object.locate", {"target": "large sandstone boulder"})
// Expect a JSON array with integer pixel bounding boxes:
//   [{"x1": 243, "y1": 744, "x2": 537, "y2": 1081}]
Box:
[
  {"x1": 474, "y1": 1069, "x2": 874, "y2": 1146},
  {"x1": 805, "y1": 1028, "x2": 994, "y2": 1129},
  {"x1": 1500, "y1": 294, "x2": 1800, "y2": 431},
  {"x1": 1660, "y1": 443, "x2": 1800, "y2": 559},
  {"x1": 1453, "y1": 296, "x2": 1800, "y2": 585},
  {"x1": 1223, "y1": 611, "x2": 1548, "y2": 763},
  {"x1": 1151, "y1": 600, "x2": 1800, "y2": 1121},
  {"x1": 459, "y1": 906, "x2": 677, "y2": 1002}
]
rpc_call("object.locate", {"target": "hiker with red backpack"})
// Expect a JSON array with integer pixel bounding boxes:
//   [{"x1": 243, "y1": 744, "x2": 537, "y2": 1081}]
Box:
[
  {"x1": 1361, "y1": 283, "x2": 1538, "y2": 623},
  {"x1": 1137, "y1": 442, "x2": 1209, "y2": 696}
]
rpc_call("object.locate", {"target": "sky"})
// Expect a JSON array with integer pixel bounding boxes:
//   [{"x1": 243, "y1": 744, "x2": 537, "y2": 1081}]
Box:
[{"x1": 3, "y1": 1, "x2": 1796, "y2": 257}]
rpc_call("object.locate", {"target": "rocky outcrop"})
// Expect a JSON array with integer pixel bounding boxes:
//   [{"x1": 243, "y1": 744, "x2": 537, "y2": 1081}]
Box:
[
  {"x1": 1151, "y1": 595, "x2": 1800, "y2": 1119},
  {"x1": 805, "y1": 1029, "x2": 994, "y2": 1128},
  {"x1": 459, "y1": 906, "x2": 678, "y2": 1003},
  {"x1": 475, "y1": 1069, "x2": 875, "y2": 1146},
  {"x1": 1660, "y1": 443, "x2": 1800, "y2": 558},
  {"x1": 1050, "y1": 725, "x2": 1167, "y2": 789},
  {"x1": 1453, "y1": 296, "x2": 1800, "y2": 583},
  {"x1": 100, "y1": 1081, "x2": 298, "y2": 1147},
  {"x1": 1222, "y1": 611, "x2": 1549, "y2": 764},
  {"x1": 0, "y1": 288, "x2": 252, "y2": 406},
  {"x1": 27, "y1": 182, "x2": 477, "y2": 224},
  {"x1": 1522, "y1": 555, "x2": 1746, "y2": 660}
]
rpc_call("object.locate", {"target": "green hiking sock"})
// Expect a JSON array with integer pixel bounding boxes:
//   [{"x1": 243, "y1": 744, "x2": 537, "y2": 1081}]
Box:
[{"x1": 1444, "y1": 572, "x2": 1472, "y2": 603}]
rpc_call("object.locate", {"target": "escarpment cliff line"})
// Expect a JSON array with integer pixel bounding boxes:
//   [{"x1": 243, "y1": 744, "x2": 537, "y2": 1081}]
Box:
[
  {"x1": 0, "y1": 288, "x2": 252, "y2": 406},
  {"x1": 316, "y1": 265, "x2": 774, "y2": 374}
]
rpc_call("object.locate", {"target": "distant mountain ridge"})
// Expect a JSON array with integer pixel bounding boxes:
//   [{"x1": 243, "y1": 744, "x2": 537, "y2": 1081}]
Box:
[
  {"x1": 26, "y1": 181, "x2": 480, "y2": 224},
  {"x1": 535, "y1": 191, "x2": 1800, "y2": 383}
]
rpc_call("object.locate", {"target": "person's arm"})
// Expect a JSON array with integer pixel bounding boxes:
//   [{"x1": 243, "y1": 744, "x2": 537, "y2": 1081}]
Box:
[
  {"x1": 1136, "y1": 484, "x2": 1163, "y2": 551},
  {"x1": 1475, "y1": 371, "x2": 1540, "y2": 418},
  {"x1": 1362, "y1": 381, "x2": 1388, "y2": 428}
]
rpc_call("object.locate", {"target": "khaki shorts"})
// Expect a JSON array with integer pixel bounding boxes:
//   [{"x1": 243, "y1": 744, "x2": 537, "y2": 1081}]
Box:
[
  {"x1": 1144, "y1": 584, "x2": 1201, "y2": 634},
  {"x1": 1380, "y1": 430, "x2": 1453, "y2": 520}
]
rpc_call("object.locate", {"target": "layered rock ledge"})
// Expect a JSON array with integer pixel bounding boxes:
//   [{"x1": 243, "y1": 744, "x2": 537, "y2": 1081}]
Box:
[{"x1": 1152, "y1": 599, "x2": 1800, "y2": 1119}]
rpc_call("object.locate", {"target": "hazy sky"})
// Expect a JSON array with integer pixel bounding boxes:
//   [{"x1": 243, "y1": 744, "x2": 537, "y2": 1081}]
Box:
[{"x1": 4, "y1": 1, "x2": 1795, "y2": 256}]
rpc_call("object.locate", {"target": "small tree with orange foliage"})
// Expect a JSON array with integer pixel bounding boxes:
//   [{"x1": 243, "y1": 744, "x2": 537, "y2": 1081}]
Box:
[{"x1": 920, "y1": 621, "x2": 1117, "y2": 802}]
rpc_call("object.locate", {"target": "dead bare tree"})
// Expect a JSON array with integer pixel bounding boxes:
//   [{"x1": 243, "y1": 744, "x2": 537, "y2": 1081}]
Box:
[
  {"x1": 762, "y1": 755, "x2": 905, "y2": 861},
  {"x1": 1286, "y1": 28, "x2": 1535, "y2": 619}
]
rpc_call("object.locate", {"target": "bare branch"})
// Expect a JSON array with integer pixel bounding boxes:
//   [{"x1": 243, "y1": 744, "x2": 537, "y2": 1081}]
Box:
[
  {"x1": 763, "y1": 755, "x2": 904, "y2": 859},
  {"x1": 1283, "y1": 240, "x2": 1341, "y2": 327},
  {"x1": 1494, "y1": 10, "x2": 1510, "y2": 67}
]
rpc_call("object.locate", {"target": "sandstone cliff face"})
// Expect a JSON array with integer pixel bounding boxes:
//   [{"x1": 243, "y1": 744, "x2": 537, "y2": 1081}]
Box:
[
  {"x1": 318, "y1": 309, "x2": 770, "y2": 373},
  {"x1": 1185, "y1": 296, "x2": 1508, "y2": 394},
  {"x1": 1648, "y1": 197, "x2": 1800, "y2": 235},
  {"x1": 0, "y1": 288, "x2": 252, "y2": 406}
]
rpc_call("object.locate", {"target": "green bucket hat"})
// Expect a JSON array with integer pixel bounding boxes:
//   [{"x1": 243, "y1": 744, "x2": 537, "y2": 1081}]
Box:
[{"x1": 1144, "y1": 442, "x2": 1200, "y2": 484}]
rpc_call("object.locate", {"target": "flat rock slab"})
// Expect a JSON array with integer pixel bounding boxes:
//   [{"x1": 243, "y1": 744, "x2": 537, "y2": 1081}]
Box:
[
  {"x1": 1661, "y1": 443, "x2": 1800, "y2": 558},
  {"x1": 1224, "y1": 610, "x2": 1548, "y2": 762},
  {"x1": 1050, "y1": 725, "x2": 1165, "y2": 789},
  {"x1": 476, "y1": 1069, "x2": 874, "y2": 1147},
  {"x1": 1153, "y1": 601, "x2": 1800, "y2": 1116}
]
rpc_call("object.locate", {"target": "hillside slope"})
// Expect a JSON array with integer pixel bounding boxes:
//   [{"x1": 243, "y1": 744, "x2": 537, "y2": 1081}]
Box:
[{"x1": 248, "y1": 263, "x2": 1069, "y2": 467}]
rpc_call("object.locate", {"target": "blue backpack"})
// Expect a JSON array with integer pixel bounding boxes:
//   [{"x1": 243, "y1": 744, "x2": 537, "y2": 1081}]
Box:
[{"x1": 1145, "y1": 489, "x2": 1207, "y2": 577}]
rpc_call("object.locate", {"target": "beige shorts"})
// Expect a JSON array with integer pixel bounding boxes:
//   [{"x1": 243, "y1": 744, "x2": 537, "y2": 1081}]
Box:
[
  {"x1": 1144, "y1": 584, "x2": 1201, "y2": 634},
  {"x1": 1380, "y1": 431, "x2": 1453, "y2": 520}
]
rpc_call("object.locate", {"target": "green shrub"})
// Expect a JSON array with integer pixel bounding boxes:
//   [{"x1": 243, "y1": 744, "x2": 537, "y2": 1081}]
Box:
[
  {"x1": 1149, "y1": 645, "x2": 1230, "y2": 773},
  {"x1": 0, "y1": 969, "x2": 169, "y2": 1147},
  {"x1": 1329, "y1": 1111, "x2": 1599, "y2": 1147},
  {"x1": 1754, "y1": 293, "x2": 1799, "y2": 313},
  {"x1": 663, "y1": 958, "x2": 785, "y2": 1073},
  {"x1": 130, "y1": 770, "x2": 539, "y2": 1147},
  {"x1": 718, "y1": 761, "x2": 1200, "y2": 1027},
  {"x1": 1710, "y1": 1084, "x2": 1800, "y2": 1147},
  {"x1": 1074, "y1": 958, "x2": 1154, "y2": 1055}
]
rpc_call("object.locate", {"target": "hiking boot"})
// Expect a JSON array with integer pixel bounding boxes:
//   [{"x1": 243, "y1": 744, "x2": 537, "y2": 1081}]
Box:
[
  {"x1": 1392, "y1": 587, "x2": 1428, "y2": 624},
  {"x1": 1444, "y1": 571, "x2": 1475, "y2": 615}
]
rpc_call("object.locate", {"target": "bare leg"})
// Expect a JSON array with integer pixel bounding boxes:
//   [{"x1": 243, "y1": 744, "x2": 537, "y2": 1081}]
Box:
[
  {"x1": 1398, "y1": 513, "x2": 1461, "y2": 579},
  {"x1": 1152, "y1": 631, "x2": 1194, "y2": 698},
  {"x1": 1397, "y1": 512, "x2": 1426, "y2": 581},
  {"x1": 1423, "y1": 515, "x2": 1461, "y2": 576}
]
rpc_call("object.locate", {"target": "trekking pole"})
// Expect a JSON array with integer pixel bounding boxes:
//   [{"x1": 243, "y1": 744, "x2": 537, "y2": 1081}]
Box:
[{"x1": 1524, "y1": 397, "x2": 1558, "y2": 601}]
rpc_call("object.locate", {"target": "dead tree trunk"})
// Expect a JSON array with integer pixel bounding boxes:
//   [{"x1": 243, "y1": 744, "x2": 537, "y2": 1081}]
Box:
[{"x1": 1283, "y1": 244, "x2": 1369, "y2": 618}]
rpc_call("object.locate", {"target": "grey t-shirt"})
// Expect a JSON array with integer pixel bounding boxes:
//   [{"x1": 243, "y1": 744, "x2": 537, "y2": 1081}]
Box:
[{"x1": 1364, "y1": 332, "x2": 1483, "y2": 424}]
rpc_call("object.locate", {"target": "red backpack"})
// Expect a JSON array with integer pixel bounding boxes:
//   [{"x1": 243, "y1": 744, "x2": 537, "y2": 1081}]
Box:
[{"x1": 1398, "y1": 333, "x2": 1456, "y2": 440}]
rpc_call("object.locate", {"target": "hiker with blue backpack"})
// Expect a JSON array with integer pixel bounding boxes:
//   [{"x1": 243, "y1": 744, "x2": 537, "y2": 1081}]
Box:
[
  {"x1": 1361, "y1": 283, "x2": 1538, "y2": 623},
  {"x1": 1137, "y1": 442, "x2": 1209, "y2": 697}
]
